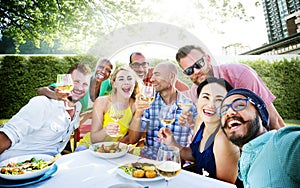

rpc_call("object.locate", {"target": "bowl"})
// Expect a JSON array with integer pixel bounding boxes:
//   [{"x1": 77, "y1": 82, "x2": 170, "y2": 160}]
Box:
[{"x1": 89, "y1": 142, "x2": 129, "y2": 159}]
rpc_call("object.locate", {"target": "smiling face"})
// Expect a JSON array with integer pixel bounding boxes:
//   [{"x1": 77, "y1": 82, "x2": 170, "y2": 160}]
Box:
[
  {"x1": 70, "y1": 69, "x2": 90, "y2": 102},
  {"x1": 150, "y1": 63, "x2": 175, "y2": 93},
  {"x1": 129, "y1": 53, "x2": 148, "y2": 80},
  {"x1": 95, "y1": 60, "x2": 113, "y2": 81},
  {"x1": 220, "y1": 94, "x2": 261, "y2": 147},
  {"x1": 197, "y1": 82, "x2": 228, "y2": 125},
  {"x1": 179, "y1": 49, "x2": 213, "y2": 85},
  {"x1": 112, "y1": 69, "x2": 136, "y2": 98}
]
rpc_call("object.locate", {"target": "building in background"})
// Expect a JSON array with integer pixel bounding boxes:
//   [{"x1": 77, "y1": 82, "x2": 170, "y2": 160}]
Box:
[{"x1": 242, "y1": 0, "x2": 300, "y2": 55}]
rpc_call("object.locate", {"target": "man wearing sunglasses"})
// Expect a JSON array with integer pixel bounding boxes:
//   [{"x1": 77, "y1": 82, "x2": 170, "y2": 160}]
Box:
[
  {"x1": 129, "y1": 52, "x2": 189, "y2": 91},
  {"x1": 175, "y1": 45, "x2": 284, "y2": 130},
  {"x1": 219, "y1": 88, "x2": 300, "y2": 188}
]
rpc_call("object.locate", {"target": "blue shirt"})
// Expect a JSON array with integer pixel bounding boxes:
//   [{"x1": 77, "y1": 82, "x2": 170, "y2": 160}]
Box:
[
  {"x1": 140, "y1": 92, "x2": 197, "y2": 159},
  {"x1": 239, "y1": 126, "x2": 300, "y2": 188}
]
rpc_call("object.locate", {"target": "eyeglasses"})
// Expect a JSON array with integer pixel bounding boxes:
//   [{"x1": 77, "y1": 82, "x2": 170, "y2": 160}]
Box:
[
  {"x1": 130, "y1": 62, "x2": 148, "y2": 69},
  {"x1": 216, "y1": 98, "x2": 255, "y2": 116},
  {"x1": 183, "y1": 57, "x2": 205, "y2": 76}
]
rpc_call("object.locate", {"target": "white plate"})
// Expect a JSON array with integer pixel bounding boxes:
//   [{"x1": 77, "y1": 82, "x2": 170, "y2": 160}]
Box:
[
  {"x1": 0, "y1": 154, "x2": 54, "y2": 180},
  {"x1": 117, "y1": 167, "x2": 164, "y2": 182},
  {"x1": 89, "y1": 142, "x2": 129, "y2": 159}
]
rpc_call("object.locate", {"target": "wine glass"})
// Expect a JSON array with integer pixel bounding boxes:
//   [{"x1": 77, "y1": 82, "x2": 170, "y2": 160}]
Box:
[
  {"x1": 140, "y1": 82, "x2": 155, "y2": 122},
  {"x1": 156, "y1": 146, "x2": 181, "y2": 187},
  {"x1": 154, "y1": 105, "x2": 176, "y2": 142},
  {"x1": 177, "y1": 94, "x2": 193, "y2": 126},
  {"x1": 56, "y1": 74, "x2": 74, "y2": 110},
  {"x1": 159, "y1": 105, "x2": 176, "y2": 127},
  {"x1": 108, "y1": 103, "x2": 124, "y2": 137}
]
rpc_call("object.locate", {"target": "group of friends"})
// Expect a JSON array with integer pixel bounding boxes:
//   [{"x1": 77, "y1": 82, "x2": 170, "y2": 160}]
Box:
[{"x1": 0, "y1": 45, "x2": 299, "y2": 187}]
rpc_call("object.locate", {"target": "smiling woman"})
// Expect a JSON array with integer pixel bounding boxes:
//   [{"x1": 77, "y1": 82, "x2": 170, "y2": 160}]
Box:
[{"x1": 75, "y1": 66, "x2": 140, "y2": 151}]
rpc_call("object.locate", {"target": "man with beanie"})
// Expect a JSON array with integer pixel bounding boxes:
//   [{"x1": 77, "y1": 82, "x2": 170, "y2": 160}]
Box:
[{"x1": 219, "y1": 88, "x2": 300, "y2": 187}]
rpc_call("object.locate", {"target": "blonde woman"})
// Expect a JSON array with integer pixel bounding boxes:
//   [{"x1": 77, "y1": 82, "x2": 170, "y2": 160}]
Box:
[{"x1": 76, "y1": 66, "x2": 139, "y2": 151}]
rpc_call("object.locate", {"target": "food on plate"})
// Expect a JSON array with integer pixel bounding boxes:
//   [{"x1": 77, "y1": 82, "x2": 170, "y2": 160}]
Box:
[
  {"x1": 94, "y1": 143, "x2": 123, "y2": 153},
  {"x1": 1, "y1": 157, "x2": 48, "y2": 175},
  {"x1": 119, "y1": 162, "x2": 157, "y2": 178}
]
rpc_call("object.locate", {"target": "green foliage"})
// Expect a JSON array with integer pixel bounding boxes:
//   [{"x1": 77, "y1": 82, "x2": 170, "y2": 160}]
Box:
[
  {"x1": 0, "y1": 55, "x2": 96, "y2": 119},
  {"x1": 0, "y1": 56, "x2": 299, "y2": 120},
  {"x1": 0, "y1": 0, "x2": 141, "y2": 53},
  {"x1": 241, "y1": 58, "x2": 300, "y2": 120}
]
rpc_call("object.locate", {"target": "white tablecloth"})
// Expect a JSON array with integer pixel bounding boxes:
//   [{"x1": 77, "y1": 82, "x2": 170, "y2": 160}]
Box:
[{"x1": 25, "y1": 150, "x2": 236, "y2": 188}]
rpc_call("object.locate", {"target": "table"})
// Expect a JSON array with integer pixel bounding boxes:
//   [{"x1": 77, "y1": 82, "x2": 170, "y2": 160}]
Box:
[{"x1": 25, "y1": 150, "x2": 236, "y2": 188}]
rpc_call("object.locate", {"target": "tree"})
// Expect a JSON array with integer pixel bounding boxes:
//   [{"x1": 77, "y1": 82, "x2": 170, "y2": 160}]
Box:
[{"x1": 0, "y1": 0, "x2": 141, "y2": 53}]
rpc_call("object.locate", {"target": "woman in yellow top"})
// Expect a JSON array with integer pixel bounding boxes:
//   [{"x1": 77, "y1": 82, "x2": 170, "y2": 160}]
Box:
[{"x1": 76, "y1": 66, "x2": 140, "y2": 150}]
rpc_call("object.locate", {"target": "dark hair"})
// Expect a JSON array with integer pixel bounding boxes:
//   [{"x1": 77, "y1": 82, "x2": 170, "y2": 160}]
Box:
[
  {"x1": 68, "y1": 63, "x2": 91, "y2": 75},
  {"x1": 129, "y1": 52, "x2": 144, "y2": 64},
  {"x1": 197, "y1": 77, "x2": 233, "y2": 97},
  {"x1": 175, "y1": 45, "x2": 205, "y2": 63}
]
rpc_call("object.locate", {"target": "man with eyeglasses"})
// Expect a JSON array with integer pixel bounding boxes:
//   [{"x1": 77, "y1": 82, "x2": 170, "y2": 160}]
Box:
[
  {"x1": 219, "y1": 88, "x2": 300, "y2": 188},
  {"x1": 175, "y1": 45, "x2": 285, "y2": 130},
  {"x1": 129, "y1": 52, "x2": 189, "y2": 91}
]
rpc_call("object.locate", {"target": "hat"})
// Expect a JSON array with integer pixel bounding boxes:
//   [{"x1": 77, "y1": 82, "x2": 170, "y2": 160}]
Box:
[{"x1": 224, "y1": 88, "x2": 270, "y2": 130}]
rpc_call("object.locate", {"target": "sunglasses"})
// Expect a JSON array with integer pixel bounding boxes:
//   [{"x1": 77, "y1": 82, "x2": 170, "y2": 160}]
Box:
[
  {"x1": 130, "y1": 62, "x2": 148, "y2": 69},
  {"x1": 183, "y1": 57, "x2": 205, "y2": 76}
]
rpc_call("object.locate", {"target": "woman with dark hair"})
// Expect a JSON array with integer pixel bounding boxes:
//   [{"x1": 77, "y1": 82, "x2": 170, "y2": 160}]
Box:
[{"x1": 158, "y1": 77, "x2": 240, "y2": 184}]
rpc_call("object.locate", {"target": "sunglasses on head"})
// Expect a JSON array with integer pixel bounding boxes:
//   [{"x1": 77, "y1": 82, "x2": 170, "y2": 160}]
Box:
[{"x1": 183, "y1": 57, "x2": 205, "y2": 76}]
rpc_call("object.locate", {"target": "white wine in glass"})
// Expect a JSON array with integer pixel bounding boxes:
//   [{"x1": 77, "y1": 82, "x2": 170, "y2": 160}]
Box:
[
  {"x1": 56, "y1": 74, "x2": 74, "y2": 110},
  {"x1": 154, "y1": 105, "x2": 176, "y2": 142},
  {"x1": 158, "y1": 105, "x2": 176, "y2": 127},
  {"x1": 56, "y1": 74, "x2": 74, "y2": 93},
  {"x1": 156, "y1": 146, "x2": 181, "y2": 187},
  {"x1": 108, "y1": 103, "x2": 124, "y2": 137},
  {"x1": 140, "y1": 83, "x2": 155, "y2": 103}
]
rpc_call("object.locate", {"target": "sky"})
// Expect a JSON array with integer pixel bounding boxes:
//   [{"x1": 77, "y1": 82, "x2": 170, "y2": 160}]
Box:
[{"x1": 96, "y1": 1, "x2": 271, "y2": 63}]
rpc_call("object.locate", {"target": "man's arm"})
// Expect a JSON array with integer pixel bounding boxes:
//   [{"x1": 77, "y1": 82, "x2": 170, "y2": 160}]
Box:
[
  {"x1": 89, "y1": 77, "x2": 101, "y2": 102},
  {"x1": 267, "y1": 103, "x2": 285, "y2": 130},
  {"x1": 37, "y1": 86, "x2": 58, "y2": 100},
  {"x1": 175, "y1": 79, "x2": 189, "y2": 92},
  {"x1": 0, "y1": 132, "x2": 12, "y2": 154}
]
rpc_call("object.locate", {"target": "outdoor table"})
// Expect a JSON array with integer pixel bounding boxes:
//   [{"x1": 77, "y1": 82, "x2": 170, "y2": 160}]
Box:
[{"x1": 24, "y1": 149, "x2": 237, "y2": 188}]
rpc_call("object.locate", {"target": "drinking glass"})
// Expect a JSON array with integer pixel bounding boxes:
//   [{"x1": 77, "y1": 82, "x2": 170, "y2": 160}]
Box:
[
  {"x1": 159, "y1": 105, "x2": 176, "y2": 127},
  {"x1": 140, "y1": 82, "x2": 155, "y2": 122},
  {"x1": 177, "y1": 94, "x2": 193, "y2": 126},
  {"x1": 154, "y1": 105, "x2": 176, "y2": 142},
  {"x1": 56, "y1": 74, "x2": 74, "y2": 110},
  {"x1": 156, "y1": 146, "x2": 181, "y2": 187},
  {"x1": 108, "y1": 103, "x2": 124, "y2": 137}
]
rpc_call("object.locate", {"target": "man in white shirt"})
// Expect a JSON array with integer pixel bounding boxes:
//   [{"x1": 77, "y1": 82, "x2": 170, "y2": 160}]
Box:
[{"x1": 0, "y1": 63, "x2": 91, "y2": 161}]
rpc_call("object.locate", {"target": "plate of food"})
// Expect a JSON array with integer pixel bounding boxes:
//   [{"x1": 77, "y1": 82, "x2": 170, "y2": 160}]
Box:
[
  {"x1": 117, "y1": 162, "x2": 163, "y2": 182},
  {"x1": 89, "y1": 142, "x2": 129, "y2": 159},
  {"x1": 0, "y1": 154, "x2": 57, "y2": 180}
]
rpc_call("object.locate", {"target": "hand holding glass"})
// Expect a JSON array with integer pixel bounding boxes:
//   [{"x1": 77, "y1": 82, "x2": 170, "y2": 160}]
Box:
[
  {"x1": 156, "y1": 146, "x2": 181, "y2": 187},
  {"x1": 108, "y1": 103, "x2": 124, "y2": 137},
  {"x1": 140, "y1": 83, "x2": 155, "y2": 122},
  {"x1": 159, "y1": 105, "x2": 176, "y2": 127},
  {"x1": 177, "y1": 95, "x2": 193, "y2": 126},
  {"x1": 56, "y1": 74, "x2": 74, "y2": 110},
  {"x1": 140, "y1": 83, "x2": 155, "y2": 103}
]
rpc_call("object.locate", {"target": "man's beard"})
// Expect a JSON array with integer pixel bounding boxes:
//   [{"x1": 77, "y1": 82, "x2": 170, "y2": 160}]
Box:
[{"x1": 228, "y1": 113, "x2": 260, "y2": 148}]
